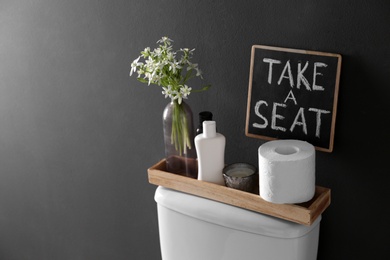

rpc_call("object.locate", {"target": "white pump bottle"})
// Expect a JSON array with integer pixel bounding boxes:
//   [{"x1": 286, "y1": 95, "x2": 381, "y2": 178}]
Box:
[{"x1": 194, "y1": 121, "x2": 225, "y2": 185}]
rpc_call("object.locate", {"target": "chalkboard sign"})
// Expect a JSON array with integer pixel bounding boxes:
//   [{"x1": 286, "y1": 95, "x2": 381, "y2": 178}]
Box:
[{"x1": 246, "y1": 45, "x2": 342, "y2": 152}]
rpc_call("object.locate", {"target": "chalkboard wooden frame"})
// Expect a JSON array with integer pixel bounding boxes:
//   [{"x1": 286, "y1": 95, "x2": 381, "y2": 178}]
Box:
[{"x1": 246, "y1": 45, "x2": 342, "y2": 152}]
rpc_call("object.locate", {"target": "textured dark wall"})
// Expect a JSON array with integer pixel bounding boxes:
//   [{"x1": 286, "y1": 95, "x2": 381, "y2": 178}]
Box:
[{"x1": 1, "y1": 0, "x2": 389, "y2": 259}]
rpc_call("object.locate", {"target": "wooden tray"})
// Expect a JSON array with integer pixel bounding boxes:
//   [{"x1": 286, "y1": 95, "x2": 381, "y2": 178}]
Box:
[{"x1": 148, "y1": 159, "x2": 331, "y2": 226}]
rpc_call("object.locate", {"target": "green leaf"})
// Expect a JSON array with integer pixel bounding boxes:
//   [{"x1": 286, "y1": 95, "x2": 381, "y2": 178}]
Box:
[
  {"x1": 183, "y1": 69, "x2": 193, "y2": 83},
  {"x1": 137, "y1": 78, "x2": 148, "y2": 84},
  {"x1": 192, "y1": 84, "x2": 211, "y2": 93}
]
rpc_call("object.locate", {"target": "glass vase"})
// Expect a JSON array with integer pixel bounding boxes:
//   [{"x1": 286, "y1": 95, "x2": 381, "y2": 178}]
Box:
[{"x1": 162, "y1": 100, "x2": 198, "y2": 178}]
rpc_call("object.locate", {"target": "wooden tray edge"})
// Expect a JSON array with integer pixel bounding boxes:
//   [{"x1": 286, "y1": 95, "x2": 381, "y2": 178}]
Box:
[{"x1": 148, "y1": 159, "x2": 331, "y2": 226}]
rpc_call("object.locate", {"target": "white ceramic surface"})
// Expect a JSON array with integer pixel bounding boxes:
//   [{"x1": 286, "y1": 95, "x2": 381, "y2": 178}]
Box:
[{"x1": 155, "y1": 186, "x2": 321, "y2": 260}]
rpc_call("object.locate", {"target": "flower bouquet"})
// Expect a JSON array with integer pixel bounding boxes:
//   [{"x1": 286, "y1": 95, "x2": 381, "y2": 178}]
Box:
[{"x1": 130, "y1": 37, "x2": 209, "y2": 176}]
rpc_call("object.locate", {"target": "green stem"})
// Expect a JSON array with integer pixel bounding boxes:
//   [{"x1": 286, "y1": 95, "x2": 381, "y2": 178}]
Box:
[{"x1": 170, "y1": 100, "x2": 191, "y2": 156}]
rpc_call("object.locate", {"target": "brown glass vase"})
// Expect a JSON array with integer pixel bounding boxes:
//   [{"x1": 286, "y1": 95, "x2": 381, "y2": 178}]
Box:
[{"x1": 162, "y1": 100, "x2": 197, "y2": 178}]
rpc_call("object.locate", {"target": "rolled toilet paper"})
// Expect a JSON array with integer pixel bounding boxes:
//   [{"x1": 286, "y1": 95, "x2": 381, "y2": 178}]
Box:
[{"x1": 258, "y1": 139, "x2": 315, "y2": 204}]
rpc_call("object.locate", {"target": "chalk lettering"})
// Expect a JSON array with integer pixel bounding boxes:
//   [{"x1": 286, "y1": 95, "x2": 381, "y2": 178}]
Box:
[
  {"x1": 284, "y1": 90, "x2": 298, "y2": 105},
  {"x1": 290, "y1": 107, "x2": 307, "y2": 135},
  {"x1": 297, "y1": 61, "x2": 311, "y2": 90},
  {"x1": 277, "y1": 60, "x2": 294, "y2": 87},
  {"x1": 313, "y1": 62, "x2": 327, "y2": 91},
  {"x1": 308, "y1": 108, "x2": 330, "y2": 137},
  {"x1": 271, "y1": 102, "x2": 286, "y2": 132},
  {"x1": 263, "y1": 58, "x2": 281, "y2": 84},
  {"x1": 252, "y1": 100, "x2": 331, "y2": 138},
  {"x1": 247, "y1": 46, "x2": 341, "y2": 151},
  {"x1": 253, "y1": 100, "x2": 268, "y2": 128},
  {"x1": 263, "y1": 59, "x2": 329, "y2": 91}
]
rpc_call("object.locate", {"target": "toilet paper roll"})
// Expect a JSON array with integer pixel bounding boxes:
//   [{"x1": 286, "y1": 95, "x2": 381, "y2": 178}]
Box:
[{"x1": 258, "y1": 140, "x2": 315, "y2": 204}]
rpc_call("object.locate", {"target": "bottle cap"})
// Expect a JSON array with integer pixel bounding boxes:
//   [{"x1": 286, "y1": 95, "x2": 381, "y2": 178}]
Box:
[
  {"x1": 199, "y1": 111, "x2": 213, "y2": 124},
  {"x1": 203, "y1": 121, "x2": 216, "y2": 138},
  {"x1": 196, "y1": 111, "x2": 213, "y2": 135}
]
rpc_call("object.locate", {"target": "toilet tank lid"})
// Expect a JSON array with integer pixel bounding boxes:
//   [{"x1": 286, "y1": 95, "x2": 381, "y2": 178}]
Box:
[{"x1": 155, "y1": 186, "x2": 321, "y2": 239}]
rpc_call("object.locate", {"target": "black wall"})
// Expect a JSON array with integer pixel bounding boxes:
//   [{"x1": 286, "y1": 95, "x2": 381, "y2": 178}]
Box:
[{"x1": 1, "y1": 0, "x2": 389, "y2": 259}]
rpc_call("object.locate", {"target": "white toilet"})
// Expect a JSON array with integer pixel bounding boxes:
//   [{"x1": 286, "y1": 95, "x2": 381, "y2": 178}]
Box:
[{"x1": 155, "y1": 186, "x2": 321, "y2": 260}]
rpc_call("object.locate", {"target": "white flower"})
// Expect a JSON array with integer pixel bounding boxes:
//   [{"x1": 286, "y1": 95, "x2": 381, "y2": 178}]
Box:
[
  {"x1": 144, "y1": 72, "x2": 153, "y2": 85},
  {"x1": 145, "y1": 56, "x2": 154, "y2": 67},
  {"x1": 162, "y1": 85, "x2": 173, "y2": 99},
  {"x1": 154, "y1": 47, "x2": 162, "y2": 57},
  {"x1": 166, "y1": 51, "x2": 175, "y2": 61},
  {"x1": 174, "y1": 92, "x2": 183, "y2": 104},
  {"x1": 187, "y1": 62, "x2": 198, "y2": 71},
  {"x1": 180, "y1": 85, "x2": 192, "y2": 99},
  {"x1": 130, "y1": 56, "x2": 142, "y2": 76},
  {"x1": 196, "y1": 68, "x2": 203, "y2": 78},
  {"x1": 157, "y1": 37, "x2": 173, "y2": 45},
  {"x1": 141, "y1": 47, "x2": 151, "y2": 58},
  {"x1": 137, "y1": 68, "x2": 145, "y2": 78},
  {"x1": 130, "y1": 36, "x2": 207, "y2": 98},
  {"x1": 169, "y1": 61, "x2": 181, "y2": 74}
]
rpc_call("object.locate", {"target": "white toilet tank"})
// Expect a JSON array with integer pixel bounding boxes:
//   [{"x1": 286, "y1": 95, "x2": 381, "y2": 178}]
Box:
[{"x1": 155, "y1": 186, "x2": 321, "y2": 260}]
